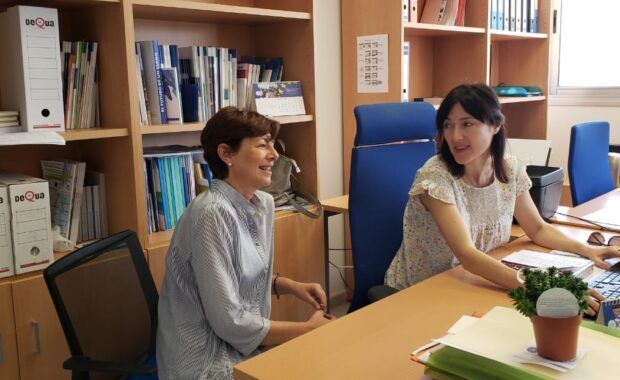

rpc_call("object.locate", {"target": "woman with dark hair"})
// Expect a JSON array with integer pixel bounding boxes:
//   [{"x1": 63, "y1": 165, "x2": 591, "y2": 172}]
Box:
[
  {"x1": 157, "y1": 107, "x2": 334, "y2": 379},
  {"x1": 385, "y1": 84, "x2": 619, "y2": 308}
]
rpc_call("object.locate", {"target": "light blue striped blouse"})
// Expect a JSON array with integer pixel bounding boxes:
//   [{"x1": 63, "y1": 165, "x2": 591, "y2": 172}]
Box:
[{"x1": 157, "y1": 180, "x2": 274, "y2": 379}]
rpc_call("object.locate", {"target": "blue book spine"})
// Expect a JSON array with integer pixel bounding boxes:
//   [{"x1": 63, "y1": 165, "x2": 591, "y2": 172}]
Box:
[
  {"x1": 199, "y1": 163, "x2": 213, "y2": 186},
  {"x1": 491, "y1": 0, "x2": 497, "y2": 30},
  {"x1": 152, "y1": 41, "x2": 168, "y2": 124},
  {"x1": 178, "y1": 156, "x2": 190, "y2": 206},
  {"x1": 498, "y1": 0, "x2": 504, "y2": 30},
  {"x1": 170, "y1": 157, "x2": 185, "y2": 223},
  {"x1": 156, "y1": 158, "x2": 171, "y2": 230}
]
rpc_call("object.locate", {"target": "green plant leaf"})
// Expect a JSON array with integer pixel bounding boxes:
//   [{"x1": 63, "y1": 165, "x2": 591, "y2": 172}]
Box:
[{"x1": 508, "y1": 267, "x2": 589, "y2": 318}]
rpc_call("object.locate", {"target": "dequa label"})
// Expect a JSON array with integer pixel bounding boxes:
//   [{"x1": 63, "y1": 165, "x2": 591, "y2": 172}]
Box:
[
  {"x1": 14, "y1": 191, "x2": 45, "y2": 202},
  {"x1": 25, "y1": 17, "x2": 55, "y2": 29}
]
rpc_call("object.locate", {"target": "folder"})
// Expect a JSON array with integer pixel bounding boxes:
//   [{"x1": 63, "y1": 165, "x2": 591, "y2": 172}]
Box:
[
  {"x1": 402, "y1": 41, "x2": 409, "y2": 102},
  {"x1": 420, "y1": 0, "x2": 447, "y2": 24},
  {"x1": 490, "y1": 0, "x2": 498, "y2": 30},
  {"x1": 528, "y1": 0, "x2": 538, "y2": 33},
  {"x1": 426, "y1": 307, "x2": 620, "y2": 379},
  {"x1": 0, "y1": 6, "x2": 65, "y2": 132},
  {"x1": 409, "y1": 0, "x2": 419, "y2": 23}
]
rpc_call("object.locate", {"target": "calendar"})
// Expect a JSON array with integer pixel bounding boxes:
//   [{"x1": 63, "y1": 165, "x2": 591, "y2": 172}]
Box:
[{"x1": 253, "y1": 81, "x2": 306, "y2": 117}]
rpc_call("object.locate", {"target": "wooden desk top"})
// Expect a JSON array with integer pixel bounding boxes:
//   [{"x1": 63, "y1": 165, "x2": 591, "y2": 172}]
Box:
[
  {"x1": 322, "y1": 194, "x2": 349, "y2": 214},
  {"x1": 234, "y1": 224, "x2": 602, "y2": 379},
  {"x1": 551, "y1": 188, "x2": 620, "y2": 232}
]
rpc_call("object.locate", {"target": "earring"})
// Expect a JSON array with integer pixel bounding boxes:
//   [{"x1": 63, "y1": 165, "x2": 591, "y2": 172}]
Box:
[{"x1": 227, "y1": 162, "x2": 232, "y2": 167}]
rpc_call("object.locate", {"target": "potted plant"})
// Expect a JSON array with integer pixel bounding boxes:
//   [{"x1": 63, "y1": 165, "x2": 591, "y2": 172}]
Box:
[{"x1": 508, "y1": 267, "x2": 589, "y2": 362}]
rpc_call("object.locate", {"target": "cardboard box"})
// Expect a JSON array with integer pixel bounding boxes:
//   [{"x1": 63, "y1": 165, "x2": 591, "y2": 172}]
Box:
[
  {"x1": 0, "y1": 184, "x2": 15, "y2": 278},
  {"x1": 0, "y1": 172, "x2": 53, "y2": 274},
  {"x1": 0, "y1": 5, "x2": 65, "y2": 133}
]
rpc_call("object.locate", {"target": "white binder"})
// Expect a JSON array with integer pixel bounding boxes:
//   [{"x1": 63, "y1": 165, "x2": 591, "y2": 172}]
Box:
[{"x1": 0, "y1": 6, "x2": 65, "y2": 133}]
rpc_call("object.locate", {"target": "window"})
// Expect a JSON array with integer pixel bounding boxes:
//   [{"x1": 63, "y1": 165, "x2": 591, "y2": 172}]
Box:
[{"x1": 549, "y1": 0, "x2": 620, "y2": 103}]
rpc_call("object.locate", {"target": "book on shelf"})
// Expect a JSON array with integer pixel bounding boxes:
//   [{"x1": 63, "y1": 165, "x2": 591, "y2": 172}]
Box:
[
  {"x1": 137, "y1": 40, "x2": 167, "y2": 125},
  {"x1": 41, "y1": 159, "x2": 86, "y2": 244},
  {"x1": 419, "y1": 0, "x2": 466, "y2": 26},
  {"x1": 143, "y1": 146, "x2": 207, "y2": 233},
  {"x1": 61, "y1": 41, "x2": 100, "y2": 129},
  {"x1": 136, "y1": 42, "x2": 284, "y2": 125},
  {"x1": 161, "y1": 67, "x2": 183, "y2": 124}
]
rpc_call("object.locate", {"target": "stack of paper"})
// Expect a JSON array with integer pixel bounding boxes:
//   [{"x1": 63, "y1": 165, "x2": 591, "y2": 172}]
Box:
[
  {"x1": 501, "y1": 249, "x2": 594, "y2": 279},
  {"x1": 0, "y1": 111, "x2": 20, "y2": 132},
  {"x1": 413, "y1": 306, "x2": 620, "y2": 379}
]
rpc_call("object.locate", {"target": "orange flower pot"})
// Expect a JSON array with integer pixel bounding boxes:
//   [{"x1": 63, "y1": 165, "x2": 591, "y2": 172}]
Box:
[{"x1": 531, "y1": 314, "x2": 582, "y2": 362}]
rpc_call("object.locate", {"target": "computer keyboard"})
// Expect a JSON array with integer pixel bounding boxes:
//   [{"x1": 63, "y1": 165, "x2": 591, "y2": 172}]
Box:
[{"x1": 589, "y1": 263, "x2": 620, "y2": 299}]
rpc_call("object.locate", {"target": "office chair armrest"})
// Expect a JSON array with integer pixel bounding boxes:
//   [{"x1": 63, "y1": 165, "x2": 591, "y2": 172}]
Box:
[
  {"x1": 64, "y1": 356, "x2": 157, "y2": 375},
  {"x1": 368, "y1": 285, "x2": 399, "y2": 303}
]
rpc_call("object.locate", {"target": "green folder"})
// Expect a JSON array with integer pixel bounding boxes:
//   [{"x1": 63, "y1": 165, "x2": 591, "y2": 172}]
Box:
[
  {"x1": 423, "y1": 320, "x2": 620, "y2": 379},
  {"x1": 425, "y1": 346, "x2": 551, "y2": 380}
]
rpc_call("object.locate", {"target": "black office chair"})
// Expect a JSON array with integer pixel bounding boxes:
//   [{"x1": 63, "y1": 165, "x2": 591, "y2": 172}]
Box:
[{"x1": 44, "y1": 230, "x2": 158, "y2": 380}]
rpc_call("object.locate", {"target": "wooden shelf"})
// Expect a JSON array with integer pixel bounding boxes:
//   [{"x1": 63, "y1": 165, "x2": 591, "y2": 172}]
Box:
[
  {"x1": 421, "y1": 96, "x2": 546, "y2": 109},
  {"x1": 490, "y1": 30, "x2": 548, "y2": 41},
  {"x1": 146, "y1": 208, "x2": 311, "y2": 249},
  {"x1": 498, "y1": 95, "x2": 546, "y2": 104},
  {"x1": 404, "y1": 23, "x2": 486, "y2": 37},
  {"x1": 131, "y1": 0, "x2": 311, "y2": 25},
  {"x1": 141, "y1": 123, "x2": 205, "y2": 135},
  {"x1": 0, "y1": 0, "x2": 118, "y2": 10},
  {"x1": 147, "y1": 230, "x2": 174, "y2": 250},
  {"x1": 272, "y1": 114, "x2": 314, "y2": 124},
  {"x1": 59, "y1": 128, "x2": 129, "y2": 141},
  {"x1": 141, "y1": 115, "x2": 313, "y2": 135}
]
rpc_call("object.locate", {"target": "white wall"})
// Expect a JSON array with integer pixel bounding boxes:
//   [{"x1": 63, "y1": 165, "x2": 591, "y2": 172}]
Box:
[
  {"x1": 547, "y1": 105, "x2": 620, "y2": 181},
  {"x1": 313, "y1": 0, "x2": 346, "y2": 303}
]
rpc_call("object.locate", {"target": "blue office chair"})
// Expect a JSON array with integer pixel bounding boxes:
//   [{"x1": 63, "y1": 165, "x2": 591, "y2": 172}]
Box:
[
  {"x1": 348, "y1": 102, "x2": 436, "y2": 312},
  {"x1": 44, "y1": 230, "x2": 158, "y2": 380},
  {"x1": 568, "y1": 121, "x2": 615, "y2": 206}
]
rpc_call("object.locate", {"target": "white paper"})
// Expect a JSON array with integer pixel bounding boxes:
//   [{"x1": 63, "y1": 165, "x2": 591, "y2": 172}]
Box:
[
  {"x1": 357, "y1": 34, "x2": 388, "y2": 93},
  {"x1": 512, "y1": 343, "x2": 586, "y2": 372},
  {"x1": 503, "y1": 249, "x2": 591, "y2": 269},
  {"x1": 0, "y1": 131, "x2": 65, "y2": 145}
]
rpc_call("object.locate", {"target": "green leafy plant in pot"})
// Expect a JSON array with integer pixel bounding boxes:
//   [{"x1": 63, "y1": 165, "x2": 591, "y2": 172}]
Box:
[{"x1": 508, "y1": 267, "x2": 589, "y2": 362}]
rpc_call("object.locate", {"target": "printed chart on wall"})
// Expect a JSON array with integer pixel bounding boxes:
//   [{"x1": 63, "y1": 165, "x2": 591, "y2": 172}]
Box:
[{"x1": 356, "y1": 34, "x2": 388, "y2": 93}]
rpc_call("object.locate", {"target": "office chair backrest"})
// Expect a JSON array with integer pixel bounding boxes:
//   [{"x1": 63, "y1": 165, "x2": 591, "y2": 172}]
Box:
[
  {"x1": 44, "y1": 230, "x2": 158, "y2": 379},
  {"x1": 568, "y1": 121, "x2": 615, "y2": 206},
  {"x1": 348, "y1": 102, "x2": 436, "y2": 312}
]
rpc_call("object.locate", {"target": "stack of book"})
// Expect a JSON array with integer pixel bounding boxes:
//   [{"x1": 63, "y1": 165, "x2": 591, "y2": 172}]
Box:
[
  {"x1": 0, "y1": 111, "x2": 19, "y2": 131},
  {"x1": 134, "y1": 40, "x2": 283, "y2": 126},
  {"x1": 61, "y1": 41, "x2": 100, "y2": 130},
  {"x1": 41, "y1": 159, "x2": 86, "y2": 245},
  {"x1": 143, "y1": 146, "x2": 212, "y2": 233},
  {"x1": 41, "y1": 160, "x2": 108, "y2": 244},
  {"x1": 420, "y1": 0, "x2": 467, "y2": 26},
  {"x1": 79, "y1": 170, "x2": 108, "y2": 242}
]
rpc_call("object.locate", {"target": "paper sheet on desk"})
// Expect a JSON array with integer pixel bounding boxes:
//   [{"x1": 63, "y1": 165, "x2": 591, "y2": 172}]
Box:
[
  {"x1": 0, "y1": 131, "x2": 65, "y2": 146},
  {"x1": 501, "y1": 249, "x2": 591, "y2": 270}
]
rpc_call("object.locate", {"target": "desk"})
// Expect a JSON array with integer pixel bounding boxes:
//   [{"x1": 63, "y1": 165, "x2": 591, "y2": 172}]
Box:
[
  {"x1": 552, "y1": 188, "x2": 620, "y2": 232},
  {"x1": 233, "y1": 224, "x2": 604, "y2": 379},
  {"x1": 321, "y1": 195, "x2": 349, "y2": 312}
]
